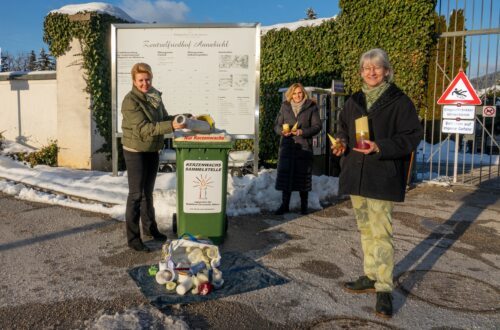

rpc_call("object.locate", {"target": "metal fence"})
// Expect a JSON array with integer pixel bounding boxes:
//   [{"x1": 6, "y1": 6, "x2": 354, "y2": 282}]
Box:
[{"x1": 417, "y1": 0, "x2": 499, "y2": 189}]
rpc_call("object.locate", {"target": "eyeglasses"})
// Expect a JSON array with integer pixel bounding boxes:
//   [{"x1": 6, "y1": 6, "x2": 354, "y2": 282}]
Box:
[{"x1": 362, "y1": 66, "x2": 384, "y2": 72}]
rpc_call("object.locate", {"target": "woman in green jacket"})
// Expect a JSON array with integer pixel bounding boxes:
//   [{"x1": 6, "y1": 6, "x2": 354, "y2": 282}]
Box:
[{"x1": 121, "y1": 62, "x2": 185, "y2": 252}]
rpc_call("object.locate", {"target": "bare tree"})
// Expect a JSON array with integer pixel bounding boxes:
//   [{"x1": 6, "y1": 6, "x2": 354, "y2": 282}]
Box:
[
  {"x1": 305, "y1": 7, "x2": 317, "y2": 20},
  {"x1": 12, "y1": 52, "x2": 29, "y2": 72}
]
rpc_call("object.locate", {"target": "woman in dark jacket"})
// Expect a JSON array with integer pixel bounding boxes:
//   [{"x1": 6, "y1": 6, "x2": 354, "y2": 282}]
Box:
[
  {"x1": 274, "y1": 83, "x2": 321, "y2": 215},
  {"x1": 121, "y1": 62, "x2": 185, "y2": 252},
  {"x1": 332, "y1": 49, "x2": 422, "y2": 318}
]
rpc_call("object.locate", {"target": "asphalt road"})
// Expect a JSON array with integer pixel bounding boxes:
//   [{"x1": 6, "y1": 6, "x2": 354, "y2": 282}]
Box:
[{"x1": 0, "y1": 183, "x2": 499, "y2": 329}]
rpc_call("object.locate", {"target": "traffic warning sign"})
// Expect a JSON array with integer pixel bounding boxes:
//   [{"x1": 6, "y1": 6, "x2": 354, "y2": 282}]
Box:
[{"x1": 437, "y1": 70, "x2": 482, "y2": 105}]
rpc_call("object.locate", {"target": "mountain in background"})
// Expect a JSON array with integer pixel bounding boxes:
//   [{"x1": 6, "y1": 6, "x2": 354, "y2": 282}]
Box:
[{"x1": 470, "y1": 71, "x2": 499, "y2": 90}]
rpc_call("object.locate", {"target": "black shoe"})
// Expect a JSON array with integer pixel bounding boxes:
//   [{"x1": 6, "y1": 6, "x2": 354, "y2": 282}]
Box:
[
  {"x1": 300, "y1": 192, "x2": 308, "y2": 215},
  {"x1": 152, "y1": 232, "x2": 167, "y2": 241},
  {"x1": 128, "y1": 241, "x2": 151, "y2": 252},
  {"x1": 375, "y1": 292, "x2": 393, "y2": 319},
  {"x1": 343, "y1": 276, "x2": 376, "y2": 293},
  {"x1": 274, "y1": 205, "x2": 289, "y2": 215}
]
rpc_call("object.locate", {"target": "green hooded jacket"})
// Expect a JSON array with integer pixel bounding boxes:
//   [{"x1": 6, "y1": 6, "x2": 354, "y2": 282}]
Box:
[{"x1": 121, "y1": 86, "x2": 175, "y2": 152}]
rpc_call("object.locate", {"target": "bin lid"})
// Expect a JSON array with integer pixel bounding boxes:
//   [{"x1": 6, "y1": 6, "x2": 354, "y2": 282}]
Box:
[{"x1": 173, "y1": 134, "x2": 234, "y2": 148}]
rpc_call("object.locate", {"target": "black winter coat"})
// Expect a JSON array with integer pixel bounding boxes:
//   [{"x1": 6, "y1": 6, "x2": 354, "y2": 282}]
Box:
[
  {"x1": 274, "y1": 99, "x2": 322, "y2": 192},
  {"x1": 337, "y1": 84, "x2": 423, "y2": 202}
]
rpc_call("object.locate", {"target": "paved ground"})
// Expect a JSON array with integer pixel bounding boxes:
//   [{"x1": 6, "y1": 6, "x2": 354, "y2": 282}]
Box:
[{"x1": 0, "y1": 182, "x2": 499, "y2": 329}]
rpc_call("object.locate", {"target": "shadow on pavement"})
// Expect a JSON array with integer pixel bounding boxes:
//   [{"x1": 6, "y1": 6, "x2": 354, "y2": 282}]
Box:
[
  {"x1": 0, "y1": 220, "x2": 115, "y2": 252},
  {"x1": 394, "y1": 178, "x2": 499, "y2": 313}
]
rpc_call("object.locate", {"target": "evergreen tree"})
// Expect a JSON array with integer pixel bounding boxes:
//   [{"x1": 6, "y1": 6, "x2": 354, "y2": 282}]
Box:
[
  {"x1": 37, "y1": 48, "x2": 55, "y2": 71},
  {"x1": 305, "y1": 7, "x2": 317, "y2": 20},
  {"x1": 27, "y1": 50, "x2": 37, "y2": 71},
  {"x1": 0, "y1": 49, "x2": 10, "y2": 72}
]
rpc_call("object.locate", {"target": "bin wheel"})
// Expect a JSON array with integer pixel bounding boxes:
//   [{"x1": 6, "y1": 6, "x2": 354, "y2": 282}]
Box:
[
  {"x1": 224, "y1": 214, "x2": 228, "y2": 233},
  {"x1": 172, "y1": 213, "x2": 177, "y2": 234},
  {"x1": 159, "y1": 164, "x2": 175, "y2": 173},
  {"x1": 230, "y1": 167, "x2": 243, "y2": 177}
]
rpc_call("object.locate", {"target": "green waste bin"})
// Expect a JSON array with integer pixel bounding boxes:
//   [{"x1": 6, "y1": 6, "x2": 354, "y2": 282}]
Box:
[{"x1": 172, "y1": 136, "x2": 234, "y2": 244}]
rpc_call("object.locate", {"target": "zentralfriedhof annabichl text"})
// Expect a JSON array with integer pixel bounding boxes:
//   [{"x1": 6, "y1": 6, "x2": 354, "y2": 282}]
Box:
[{"x1": 143, "y1": 40, "x2": 229, "y2": 49}]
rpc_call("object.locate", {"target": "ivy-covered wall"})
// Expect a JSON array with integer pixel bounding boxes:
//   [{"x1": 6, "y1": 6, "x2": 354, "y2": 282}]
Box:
[
  {"x1": 425, "y1": 9, "x2": 467, "y2": 120},
  {"x1": 44, "y1": 12, "x2": 128, "y2": 156},
  {"x1": 336, "y1": 0, "x2": 437, "y2": 114},
  {"x1": 259, "y1": 19, "x2": 341, "y2": 163},
  {"x1": 43, "y1": 2, "x2": 437, "y2": 166}
]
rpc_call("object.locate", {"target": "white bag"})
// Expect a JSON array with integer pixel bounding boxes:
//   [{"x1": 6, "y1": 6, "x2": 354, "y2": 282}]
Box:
[{"x1": 161, "y1": 235, "x2": 221, "y2": 271}]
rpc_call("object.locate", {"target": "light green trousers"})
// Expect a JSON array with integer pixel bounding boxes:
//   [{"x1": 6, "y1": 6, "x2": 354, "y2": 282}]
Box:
[{"x1": 351, "y1": 195, "x2": 394, "y2": 292}]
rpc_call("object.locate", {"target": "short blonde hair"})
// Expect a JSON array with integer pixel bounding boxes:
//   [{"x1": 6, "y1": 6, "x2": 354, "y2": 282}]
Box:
[
  {"x1": 285, "y1": 83, "x2": 308, "y2": 102},
  {"x1": 131, "y1": 63, "x2": 153, "y2": 80},
  {"x1": 359, "y1": 48, "x2": 394, "y2": 82}
]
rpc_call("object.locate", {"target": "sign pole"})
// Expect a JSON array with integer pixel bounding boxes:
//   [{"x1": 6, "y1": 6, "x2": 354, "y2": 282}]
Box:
[
  {"x1": 452, "y1": 103, "x2": 461, "y2": 183},
  {"x1": 437, "y1": 70, "x2": 482, "y2": 184},
  {"x1": 453, "y1": 133, "x2": 459, "y2": 183}
]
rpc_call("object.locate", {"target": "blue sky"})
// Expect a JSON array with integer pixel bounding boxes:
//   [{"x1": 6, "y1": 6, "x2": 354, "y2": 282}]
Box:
[{"x1": 0, "y1": 0, "x2": 339, "y2": 55}]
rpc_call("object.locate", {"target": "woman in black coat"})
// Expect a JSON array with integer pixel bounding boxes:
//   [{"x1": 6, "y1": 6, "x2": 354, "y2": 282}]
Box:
[
  {"x1": 274, "y1": 83, "x2": 321, "y2": 215},
  {"x1": 332, "y1": 49, "x2": 422, "y2": 318}
]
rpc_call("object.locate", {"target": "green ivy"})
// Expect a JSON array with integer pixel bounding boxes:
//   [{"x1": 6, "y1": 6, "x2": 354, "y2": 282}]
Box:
[
  {"x1": 336, "y1": 0, "x2": 437, "y2": 115},
  {"x1": 425, "y1": 9, "x2": 467, "y2": 120},
  {"x1": 43, "y1": 12, "x2": 128, "y2": 158},
  {"x1": 43, "y1": 4, "x2": 437, "y2": 166},
  {"x1": 259, "y1": 19, "x2": 341, "y2": 162}
]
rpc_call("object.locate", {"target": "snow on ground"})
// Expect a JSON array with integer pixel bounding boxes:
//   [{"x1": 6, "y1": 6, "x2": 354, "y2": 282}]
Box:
[
  {"x1": 88, "y1": 305, "x2": 188, "y2": 330},
  {"x1": 416, "y1": 140, "x2": 499, "y2": 165},
  {"x1": 2, "y1": 137, "x2": 496, "y2": 230},
  {"x1": 0, "y1": 140, "x2": 338, "y2": 231}
]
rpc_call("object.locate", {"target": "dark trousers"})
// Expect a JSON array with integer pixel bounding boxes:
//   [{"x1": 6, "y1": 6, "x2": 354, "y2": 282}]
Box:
[
  {"x1": 123, "y1": 150, "x2": 160, "y2": 245},
  {"x1": 282, "y1": 190, "x2": 308, "y2": 209}
]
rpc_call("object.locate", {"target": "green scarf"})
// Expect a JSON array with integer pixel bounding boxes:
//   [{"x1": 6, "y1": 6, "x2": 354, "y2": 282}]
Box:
[
  {"x1": 145, "y1": 87, "x2": 162, "y2": 110},
  {"x1": 362, "y1": 81, "x2": 389, "y2": 111}
]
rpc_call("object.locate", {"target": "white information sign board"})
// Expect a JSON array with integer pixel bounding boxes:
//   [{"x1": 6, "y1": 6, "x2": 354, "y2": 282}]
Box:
[
  {"x1": 442, "y1": 105, "x2": 475, "y2": 119},
  {"x1": 112, "y1": 24, "x2": 259, "y2": 136},
  {"x1": 442, "y1": 119, "x2": 475, "y2": 134},
  {"x1": 183, "y1": 160, "x2": 223, "y2": 213}
]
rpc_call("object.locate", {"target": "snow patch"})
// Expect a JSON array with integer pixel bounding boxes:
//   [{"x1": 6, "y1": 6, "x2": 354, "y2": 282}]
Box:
[
  {"x1": 261, "y1": 16, "x2": 335, "y2": 35},
  {"x1": 50, "y1": 2, "x2": 138, "y2": 22}
]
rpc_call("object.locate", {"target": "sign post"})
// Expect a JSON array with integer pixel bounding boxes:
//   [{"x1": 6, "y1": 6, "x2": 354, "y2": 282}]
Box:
[{"x1": 437, "y1": 69, "x2": 481, "y2": 183}]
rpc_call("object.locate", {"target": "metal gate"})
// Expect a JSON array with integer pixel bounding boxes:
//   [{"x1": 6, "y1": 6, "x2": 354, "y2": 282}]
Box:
[{"x1": 417, "y1": 0, "x2": 500, "y2": 189}]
